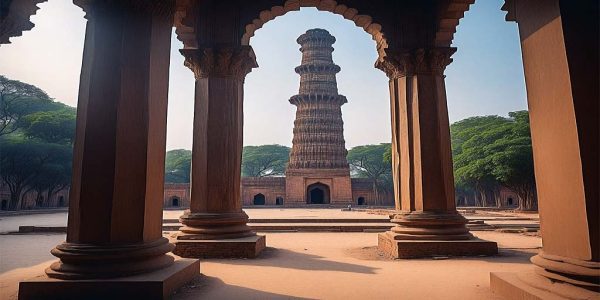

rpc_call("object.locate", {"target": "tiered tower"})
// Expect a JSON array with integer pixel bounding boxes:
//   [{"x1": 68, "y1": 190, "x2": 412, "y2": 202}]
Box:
[{"x1": 285, "y1": 29, "x2": 353, "y2": 205}]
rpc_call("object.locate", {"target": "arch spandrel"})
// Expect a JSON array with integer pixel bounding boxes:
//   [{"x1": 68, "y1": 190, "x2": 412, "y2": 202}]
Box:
[
  {"x1": 237, "y1": 0, "x2": 392, "y2": 61},
  {"x1": 0, "y1": 0, "x2": 46, "y2": 45},
  {"x1": 434, "y1": 0, "x2": 475, "y2": 47}
]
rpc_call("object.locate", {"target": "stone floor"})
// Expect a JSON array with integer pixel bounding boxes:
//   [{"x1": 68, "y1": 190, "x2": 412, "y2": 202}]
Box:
[
  {"x1": 0, "y1": 229, "x2": 541, "y2": 299},
  {"x1": 0, "y1": 209, "x2": 542, "y2": 299}
]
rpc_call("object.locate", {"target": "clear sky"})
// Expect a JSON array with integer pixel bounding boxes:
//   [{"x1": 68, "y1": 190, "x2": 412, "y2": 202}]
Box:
[{"x1": 0, "y1": 0, "x2": 526, "y2": 150}]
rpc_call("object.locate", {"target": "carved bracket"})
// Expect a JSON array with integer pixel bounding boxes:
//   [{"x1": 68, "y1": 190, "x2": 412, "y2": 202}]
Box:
[
  {"x1": 180, "y1": 46, "x2": 259, "y2": 82},
  {"x1": 375, "y1": 47, "x2": 456, "y2": 79}
]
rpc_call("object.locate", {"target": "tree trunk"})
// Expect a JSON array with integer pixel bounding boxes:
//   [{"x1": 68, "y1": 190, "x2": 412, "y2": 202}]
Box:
[{"x1": 8, "y1": 192, "x2": 19, "y2": 210}]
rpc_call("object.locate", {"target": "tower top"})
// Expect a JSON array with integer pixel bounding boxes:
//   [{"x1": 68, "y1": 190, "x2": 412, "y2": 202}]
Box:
[
  {"x1": 292, "y1": 28, "x2": 344, "y2": 99},
  {"x1": 297, "y1": 28, "x2": 336, "y2": 45}
]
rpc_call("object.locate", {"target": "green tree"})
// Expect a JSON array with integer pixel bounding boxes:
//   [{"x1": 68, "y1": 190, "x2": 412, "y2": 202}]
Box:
[
  {"x1": 487, "y1": 111, "x2": 536, "y2": 210},
  {"x1": 27, "y1": 143, "x2": 73, "y2": 207},
  {"x1": 0, "y1": 75, "x2": 55, "y2": 136},
  {"x1": 21, "y1": 108, "x2": 76, "y2": 144},
  {"x1": 242, "y1": 145, "x2": 290, "y2": 177},
  {"x1": 0, "y1": 138, "x2": 72, "y2": 210},
  {"x1": 452, "y1": 116, "x2": 512, "y2": 207},
  {"x1": 164, "y1": 149, "x2": 192, "y2": 183},
  {"x1": 347, "y1": 143, "x2": 392, "y2": 205},
  {"x1": 451, "y1": 111, "x2": 537, "y2": 210}
]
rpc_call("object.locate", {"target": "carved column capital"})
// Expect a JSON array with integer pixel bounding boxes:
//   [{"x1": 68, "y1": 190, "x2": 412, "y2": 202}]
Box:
[
  {"x1": 375, "y1": 47, "x2": 456, "y2": 79},
  {"x1": 180, "y1": 46, "x2": 259, "y2": 82}
]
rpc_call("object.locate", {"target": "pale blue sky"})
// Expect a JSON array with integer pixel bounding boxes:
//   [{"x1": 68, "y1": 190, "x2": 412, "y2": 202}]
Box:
[{"x1": 0, "y1": 0, "x2": 526, "y2": 150}]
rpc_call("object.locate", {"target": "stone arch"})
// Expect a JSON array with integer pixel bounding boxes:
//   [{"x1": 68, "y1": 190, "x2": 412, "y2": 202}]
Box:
[
  {"x1": 306, "y1": 182, "x2": 330, "y2": 204},
  {"x1": 434, "y1": 0, "x2": 475, "y2": 47},
  {"x1": 253, "y1": 193, "x2": 266, "y2": 205},
  {"x1": 0, "y1": 0, "x2": 46, "y2": 45},
  {"x1": 171, "y1": 196, "x2": 180, "y2": 207},
  {"x1": 240, "y1": 0, "x2": 389, "y2": 59},
  {"x1": 275, "y1": 196, "x2": 284, "y2": 205},
  {"x1": 357, "y1": 196, "x2": 366, "y2": 205}
]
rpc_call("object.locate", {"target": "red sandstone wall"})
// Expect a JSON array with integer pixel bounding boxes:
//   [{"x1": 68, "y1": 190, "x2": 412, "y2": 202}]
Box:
[
  {"x1": 0, "y1": 184, "x2": 69, "y2": 210},
  {"x1": 163, "y1": 183, "x2": 190, "y2": 208}
]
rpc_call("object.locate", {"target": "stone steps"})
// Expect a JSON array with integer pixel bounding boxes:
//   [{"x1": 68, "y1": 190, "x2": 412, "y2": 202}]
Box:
[{"x1": 14, "y1": 221, "x2": 539, "y2": 234}]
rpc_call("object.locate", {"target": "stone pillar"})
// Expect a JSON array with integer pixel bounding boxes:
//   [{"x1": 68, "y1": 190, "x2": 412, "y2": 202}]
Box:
[
  {"x1": 491, "y1": 1, "x2": 599, "y2": 298},
  {"x1": 18, "y1": 1, "x2": 199, "y2": 299},
  {"x1": 173, "y1": 46, "x2": 266, "y2": 258},
  {"x1": 375, "y1": 48, "x2": 498, "y2": 258}
]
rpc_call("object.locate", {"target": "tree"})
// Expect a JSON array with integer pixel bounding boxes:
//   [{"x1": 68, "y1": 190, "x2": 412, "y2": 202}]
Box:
[
  {"x1": 347, "y1": 143, "x2": 393, "y2": 205},
  {"x1": 28, "y1": 143, "x2": 73, "y2": 207},
  {"x1": 451, "y1": 111, "x2": 537, "y2": 210},
  {"x1": 0, "y1": 75, "x2": 55, "y2": 136},
  {"x1": 241, "y1": 144, "x2": 290, "y2": 177},
  {"x1": 452, "y1": 116, "x2": 512, "y2": 207},
  {"x1": 164, "y1": 149, "x2": 192, "y2": 183},
  {"x1": 21, "y1": 108, "x2": 76, "y2": 144},
  {"x1": 487, "y1": 111, "x2": 536, "y2": 210},
  {"x1": 1, "y1": 138, "x2": 37, "y2": 209}
]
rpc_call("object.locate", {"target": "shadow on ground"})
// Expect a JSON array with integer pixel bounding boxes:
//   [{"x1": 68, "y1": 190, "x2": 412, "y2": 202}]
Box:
[
  {"x1": 212, "y1": 247, "x2": 378, "y2": 274},
  {"x1": 173, "y1": 274, "x2": 316, "y2": 300},
  {"x1": 343, "y1": 245, "x2": 539, "y2": 264}
]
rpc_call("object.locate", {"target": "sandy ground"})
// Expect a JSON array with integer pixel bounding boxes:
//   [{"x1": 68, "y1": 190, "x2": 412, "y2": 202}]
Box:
[{"x1": 0, "y1": 230, "x2": 541, "y2": 300}]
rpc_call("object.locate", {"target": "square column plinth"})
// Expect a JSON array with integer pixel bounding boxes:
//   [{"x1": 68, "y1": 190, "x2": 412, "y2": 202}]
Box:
[
  {"x1": 491, "y1": 272, "x2": 600, "y2": 300},
  {"x1": 19, "y1": 257, "x2": 199, "y2": 300},
  {"x1": 174, "y1": 235, "x2": 266, "y2": 258},
  {"x1": 378, "y1": 233, "x2": 498, "y2": 259}
]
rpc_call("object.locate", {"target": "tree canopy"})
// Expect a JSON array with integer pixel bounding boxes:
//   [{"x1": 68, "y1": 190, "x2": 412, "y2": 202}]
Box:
[
  {"x1": 347, "y1": 143, "x2": 393, "y2": 204},
  {"x1": 241, "y1": 144, "x2": 290, "y2": 177},
  {"x1": 164, "y1": 149, "x2": 192, "y2": 183},
  {"x1": 21, "y1": 108, "x2": 76, "y2": 144},
  {"x1": 451, "y1": 111, "x2": 536, "y2": 210},
  {"x1": 0, "y1": 76, "x2": 75, "y2": 210},
  {"x1": 0, "y1": 75, "x2": 66, "y2": 136},
  {"x1": 164, "y1": 144, "x2": 291, "y2": 182}
]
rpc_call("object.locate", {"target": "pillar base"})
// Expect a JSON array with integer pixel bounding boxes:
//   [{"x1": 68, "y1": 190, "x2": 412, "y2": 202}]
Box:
[
  {"x1": 19, "y1": 256, "x2": 199, "y2": 300},
  {"x1": 490, "y1": 271, "x2": 600, "y2": 300},
  {"x1": 173, "y1": 235, "x2": 266, "y2": 258},
  {"x1": 378, "y1": 232, "x2": 498, "y2": 258}
]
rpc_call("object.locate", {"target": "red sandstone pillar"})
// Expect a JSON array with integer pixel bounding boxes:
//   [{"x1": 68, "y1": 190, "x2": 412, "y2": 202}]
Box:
[
  {"x1": 491, "y1": 1, "x2": 599, "y2": 298},
  {"x1": 375, "y1": 48, "x2": 498, "y2": 258},
  {"x1": 19, "y1": 1, "x2": 199, "y2": 299},
  {"x1": 173, "y1": 46, "x2": 266, "y2": 258}
]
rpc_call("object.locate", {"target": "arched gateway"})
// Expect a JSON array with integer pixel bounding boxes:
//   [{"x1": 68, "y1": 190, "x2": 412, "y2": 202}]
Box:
[
  {"x1": 306, "y1": 183, "x2": 330, "y2": 204},
  {"x1": 253, "y1": 193, "x2": 266, "y2": 205}
]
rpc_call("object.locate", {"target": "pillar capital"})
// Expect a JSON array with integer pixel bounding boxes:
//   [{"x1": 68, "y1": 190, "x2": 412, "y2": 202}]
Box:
[
  {"x1": 375, "y1": 47, "x2": 456, "y2": 79},
  {"x1": 180, "y1": 46, "x2": 258, "y2": 81}
]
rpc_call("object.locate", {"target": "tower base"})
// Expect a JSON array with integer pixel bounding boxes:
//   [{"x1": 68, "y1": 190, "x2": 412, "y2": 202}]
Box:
[
  {"x1": 19, "y1": 257, "x2": 199, "y2": 300},
  {"x1": 378, "y1": 233, "x2": 498, "y2": 258},
  {"x1": 173, "y1": 235, "x2": 266, "y2": 258}
]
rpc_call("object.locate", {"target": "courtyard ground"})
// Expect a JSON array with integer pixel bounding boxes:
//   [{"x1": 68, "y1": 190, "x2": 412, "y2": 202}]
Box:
[{"x1": 0, "y1": 209, "x2": 541, "y2": 299}]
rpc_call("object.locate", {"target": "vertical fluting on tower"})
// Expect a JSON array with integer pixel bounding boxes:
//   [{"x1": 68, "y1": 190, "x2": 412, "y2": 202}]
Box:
[{"x1": 288, "y1": 29, "x2": 349, "y2": 170}]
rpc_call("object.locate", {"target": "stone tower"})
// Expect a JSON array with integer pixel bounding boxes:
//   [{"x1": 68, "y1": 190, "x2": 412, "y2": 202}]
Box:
[{"x1": 285, "y1": 29, "x2": 353, "y2": 206}]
